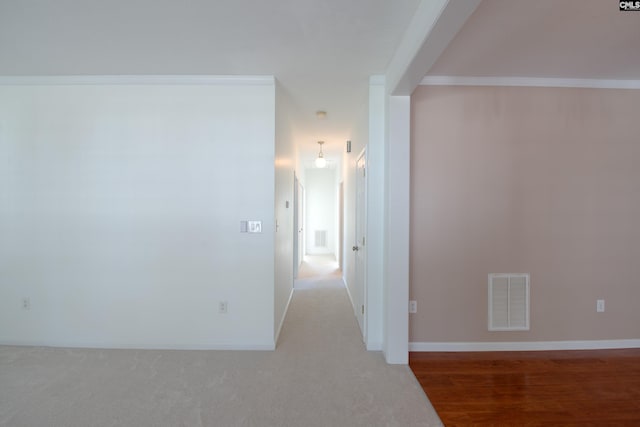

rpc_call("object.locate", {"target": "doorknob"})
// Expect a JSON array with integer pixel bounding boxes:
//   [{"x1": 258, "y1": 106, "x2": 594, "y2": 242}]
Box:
[{"x1": 352, "y1": 246, "x2": 359, "y2": 251}]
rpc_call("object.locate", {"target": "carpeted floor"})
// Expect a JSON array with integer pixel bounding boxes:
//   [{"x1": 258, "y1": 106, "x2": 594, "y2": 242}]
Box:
[{"x1": 0, "y1": 256, "x2": 442, "y2": 427}]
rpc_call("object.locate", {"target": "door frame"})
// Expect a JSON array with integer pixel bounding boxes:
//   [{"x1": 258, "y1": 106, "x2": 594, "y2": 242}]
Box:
[
  {"x1": 355, "y1": 148, "x2": 367, "y2": 341},
  {"x1": 293, "y1": 172, "x2": 304, "y2": 279}
]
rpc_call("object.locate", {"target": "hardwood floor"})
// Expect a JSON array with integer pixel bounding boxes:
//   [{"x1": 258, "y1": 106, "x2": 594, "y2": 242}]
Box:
[{"x1": 409, "y1": 349, "x2": 640, "y2": 426}]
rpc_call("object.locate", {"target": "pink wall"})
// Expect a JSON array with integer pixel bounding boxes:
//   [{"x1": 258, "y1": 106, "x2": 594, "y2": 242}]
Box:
[{"x1": 410, "y1": 85, "x2": 640, "y2": 343}]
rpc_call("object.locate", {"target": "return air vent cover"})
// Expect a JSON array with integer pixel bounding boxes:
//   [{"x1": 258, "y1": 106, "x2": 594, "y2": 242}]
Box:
[
  {"x1": 488, "y1": 273, "x2": 530, "y2": 331},
  {"x1": 314, "y1": 230, "x2": 327, "y2": 247}
]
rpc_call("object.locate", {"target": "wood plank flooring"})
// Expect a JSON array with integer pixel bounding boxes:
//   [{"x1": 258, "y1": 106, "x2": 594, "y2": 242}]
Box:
[{"x1": 409, "y1": 349, "x2": 640, "y2": 426}]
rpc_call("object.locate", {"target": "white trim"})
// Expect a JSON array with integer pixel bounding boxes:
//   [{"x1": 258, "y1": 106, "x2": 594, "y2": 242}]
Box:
[
  {"x1": 420, "y1": 76, "x2": 640, "y2": 90},
  {"x1": 385, "y1": 0, "x2": 481, "y2": 95},
  {"x1": 275, "y1": 288, "x2": 295, "y2": 345},
  {"x1": 342, "y1": 277, "x2": 357, "y2": 317},
  {"x1": 369, "y1": 75, "x2": 386, "y2": 86},
  {"x1": 0, "y1": 340, "x2": 276, "y2": 351},
  {"x1": 0, "y1": 75, "x2": 275, "y2": 86},
  {"x1": 409, "y1": 339, "x2": 640, "y2": 352},
  {"x1": 367, "y1": 341, "x2": 383, "y2": 351},
  {"x1": 383, "y1": 95, "x2": 411, "y2": 365}
]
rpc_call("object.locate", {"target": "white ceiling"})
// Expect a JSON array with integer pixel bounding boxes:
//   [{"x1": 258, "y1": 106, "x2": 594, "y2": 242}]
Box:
[
  {"x1": 0, "y1": 0, "x2": 421, "y2": 164},
  {"x1": 1, "y1": 0, "x2": 638, "y2": 165}
]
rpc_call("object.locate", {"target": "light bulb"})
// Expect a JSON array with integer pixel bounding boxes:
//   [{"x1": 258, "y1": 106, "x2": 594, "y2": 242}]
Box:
[{"x1": 315, "y1": 156, "x2": 327, "y2": 168}]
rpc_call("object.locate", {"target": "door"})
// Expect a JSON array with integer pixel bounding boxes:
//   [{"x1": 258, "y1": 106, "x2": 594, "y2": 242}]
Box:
[
  {"x1": 354, "y1": 151, "x2": 367, "y2": 339},
  {"x1": 339, "y1": 182, "x2": 344, "y2": 271},
  {"x1": 293, "y1": 173, "x2": 300, "y2": 278},
  {"x1": 293, "y1": 177, "x2": 304, "y2": 278}
]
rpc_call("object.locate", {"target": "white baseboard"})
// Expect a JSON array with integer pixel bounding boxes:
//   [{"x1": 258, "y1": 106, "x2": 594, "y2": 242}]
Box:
[
  {"x1": 367, "y1": 342, "x2": 383, "y2": 351},
  {"x1": 0, "y1": 340, "x2": 275, "y2": 351},
  {"x1": 275, "y1": 288, "x2": 295, "y2": 345},
  {"x1": 343, "y1": 277, "x2": 357, "y2": 316},
  {"x1": 409, "y1": 339, "x2": 640, "y2": 352}
]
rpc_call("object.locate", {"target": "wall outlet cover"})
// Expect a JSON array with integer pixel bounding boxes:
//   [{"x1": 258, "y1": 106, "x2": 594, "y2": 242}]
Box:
[
  {"x1": 409, "y1": 300, "x2": 417, "y2": 314},
  {"x1": 219, "y1": 301, "x2": 228, "y2": 314}
]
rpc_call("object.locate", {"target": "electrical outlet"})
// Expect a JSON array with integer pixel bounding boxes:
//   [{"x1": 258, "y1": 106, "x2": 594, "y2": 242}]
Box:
[
  {"x1": 409, "y1": 300, "x2": 417, "y2": 314},
  {"x1": 596, "y1": 299, "x2": 605, "y2": 313},
  {"x1": 219, "y1": 301, "x2": 228, "y2": 314},
  {"x1": 21, "y1": 297, "x2": 31, "y2": 310}
]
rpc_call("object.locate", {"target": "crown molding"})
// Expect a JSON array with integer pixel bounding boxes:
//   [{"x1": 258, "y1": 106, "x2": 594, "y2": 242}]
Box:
[
  {"x1": 420, "y1": 75, "x2": 640, "y2": 89},
  {"x1": 0, "y1": 75, "x2": 275, "y2": 86}
]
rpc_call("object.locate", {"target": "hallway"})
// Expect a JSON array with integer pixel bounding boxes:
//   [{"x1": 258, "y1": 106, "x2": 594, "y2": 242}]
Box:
[{"x1": 0, "y1": 256, "x2": 441, "y2": 426}]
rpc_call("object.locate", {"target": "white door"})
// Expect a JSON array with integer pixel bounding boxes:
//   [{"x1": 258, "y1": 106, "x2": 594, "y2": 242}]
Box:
[
  {"x1": 354, "y1": 151, "x2": 367, "y2": 338},
  {"x1": 339, "y1": 182, "x2": 344, "y2": 271},
  {"x1": 297, "y1": 181, "x2": 304, "y2": 273},
  {"x1": 293, "y1": 174, "x2": 300, "y2": 278}
]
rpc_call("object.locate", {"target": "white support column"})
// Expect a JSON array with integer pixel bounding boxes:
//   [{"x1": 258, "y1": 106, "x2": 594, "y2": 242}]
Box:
[
  {"x1": 365, "y1": 77, "x2": 386, "y2": 351},
  {"x1": 378, "y1": 0, "x2": 481, "y2": 365},
  {"x1": 383, "y1": 95, "x2": 411, "y2": 364}
]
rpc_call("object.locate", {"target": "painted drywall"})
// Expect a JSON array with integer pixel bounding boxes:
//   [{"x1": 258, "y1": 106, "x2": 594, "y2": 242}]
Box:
[
  {"x1": 342, "y1": 97, "x2": 368, "y2": 335},
  {"x1": 341, "y1": 78, "x2": 386, "y2": 350},
  {"x1": 0, "y1": 80, "x2": 276, "y2": 349},
  {"x1": 384, "y1": 95, "x2": 411, "y2": 364},
  {"x1": 305, "y1": 168, "x2": 337, "y2": 256},
  {"x1": 365, "y1": 80, "x2": 386, "y2": 350},
  {"x1": 410, "y1": 85, "x2": 640, "y2": 343},
  {"x1": 274, "y1": 82, "x2": 295, "y2": 343}
]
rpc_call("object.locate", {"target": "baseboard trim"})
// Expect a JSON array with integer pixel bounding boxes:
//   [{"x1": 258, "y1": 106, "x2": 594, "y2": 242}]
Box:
[
  {"x1": 275, "y1": 288, "x2": 295, "y2": 345},
  {"x1": 343, "y1": 276, "x2": 357, "y2": 316},
  {"x1": 0, "y1": 340, "x2": 276, "y2": 351},
  {"x1": 367, "y1": 342, "x2": 383, "y2": 351},
  {"x1": 409, "y1": 339, "x2": 640, "y2": 352}
]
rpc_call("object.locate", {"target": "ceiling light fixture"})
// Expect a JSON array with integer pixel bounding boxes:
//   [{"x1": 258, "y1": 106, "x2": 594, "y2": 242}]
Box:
[{"x1": 315, "y1": 141, "x2": 327, "y2": 168}]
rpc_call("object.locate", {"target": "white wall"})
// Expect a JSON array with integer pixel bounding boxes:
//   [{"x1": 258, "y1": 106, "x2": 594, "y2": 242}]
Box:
[
  {"x1": 0, "y1": 79, "x2": 276, "y2": 349},
  {"x1": 342, "y1": 102, "x2": 367, "y2": 325},
  {"x1": 341, "y1": 78, "x2": 386, "y2": 350},
  {"x1": 305, "y1": 168, "x2": 336, "y2": 256},
  {"x1": 274, "y1": 82, "x2": 295, "y2": 343},
  {"x1": 383, "y1": 95, "x2": 411, "y2": 364},
  {"x1": 365, "y1": 79, "x2": 386, "y2": 350}
]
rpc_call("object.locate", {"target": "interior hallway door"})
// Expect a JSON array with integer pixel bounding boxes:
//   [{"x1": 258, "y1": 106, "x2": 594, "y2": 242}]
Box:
[
  {"x1": 293, "y1": 176, "x2": 304, "y2": 278},
  {"x1": 354, "y1": 151, "x2": 367, "y2": 339}
]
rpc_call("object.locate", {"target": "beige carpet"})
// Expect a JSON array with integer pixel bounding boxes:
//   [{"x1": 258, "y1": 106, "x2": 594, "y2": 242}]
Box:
[{"x1": 0, "y1": 256, "x2": 442, "y2": 427}]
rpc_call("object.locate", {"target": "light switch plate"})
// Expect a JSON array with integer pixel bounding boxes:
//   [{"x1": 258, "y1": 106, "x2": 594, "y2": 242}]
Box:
[{"x1": 248, "y1": 221, "x2": 262, "y2": 233}]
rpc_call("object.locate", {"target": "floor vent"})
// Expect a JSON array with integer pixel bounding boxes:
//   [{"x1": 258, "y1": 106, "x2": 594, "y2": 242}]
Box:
[
  {"x1": 488, "y1": 273, "x2": 530, "y2": 331},
  {"x1": 314, "y1": 230, "x2": 327, "y2": 247}
]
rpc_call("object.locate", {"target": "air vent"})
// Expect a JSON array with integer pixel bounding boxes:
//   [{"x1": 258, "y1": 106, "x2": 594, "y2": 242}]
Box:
[
  {"x1": 488, "y1": 274, "x2": 530, "y2": 331},
  {"x1": 314, "y1": 230, "x2": 327, "y2": 247}
]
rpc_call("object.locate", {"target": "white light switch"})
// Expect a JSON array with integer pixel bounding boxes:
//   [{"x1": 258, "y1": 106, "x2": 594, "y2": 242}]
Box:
[{"x1": 248, "y1": 221, "x2": 262, "y2": 233}]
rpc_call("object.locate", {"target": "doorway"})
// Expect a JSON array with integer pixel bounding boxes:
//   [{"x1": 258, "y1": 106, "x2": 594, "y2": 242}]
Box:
[
  {"x1": 294, "y1": 166, "x2": 342, "y2": 289},
  {"x1": 354, "y1": 150, "x2": 367, "y2": 339},
  {"x1": 293, "y1": 173, "x2": 304, "y2": 279}
]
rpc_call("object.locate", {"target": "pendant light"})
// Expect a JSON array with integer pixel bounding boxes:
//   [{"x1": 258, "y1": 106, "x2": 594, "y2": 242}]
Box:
[{"x1": 315, "y1": 141, "x2": 327, "y2": 168}]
